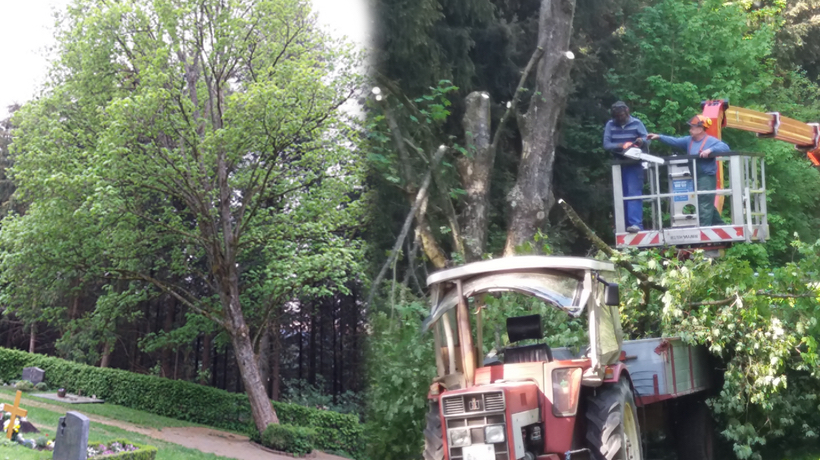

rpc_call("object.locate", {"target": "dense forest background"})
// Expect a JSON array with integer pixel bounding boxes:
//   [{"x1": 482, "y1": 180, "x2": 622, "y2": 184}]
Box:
[{"x1": 1, "y1": 0, "x2": 820, "y2": 458}]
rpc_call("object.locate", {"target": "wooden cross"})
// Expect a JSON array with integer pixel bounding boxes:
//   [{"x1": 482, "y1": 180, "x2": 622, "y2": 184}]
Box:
[{"x1": 1, "y1": 390, "x2": 28, "y2": 439}]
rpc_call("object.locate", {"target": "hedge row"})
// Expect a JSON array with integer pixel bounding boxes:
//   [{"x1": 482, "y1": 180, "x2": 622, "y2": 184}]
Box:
[
  {"x1": 261, "y1": 424, "x2": 316, "y2": 456},
  {"x1": 0, "y1": 347, "x2": 365, "y2": 458},
  {"x1": 87, "y1": 439, "x2": 158, "y2": 460}
]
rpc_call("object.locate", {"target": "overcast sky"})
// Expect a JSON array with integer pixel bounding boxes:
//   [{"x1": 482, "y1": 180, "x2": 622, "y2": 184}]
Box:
[{"x1": 0, "y1": 0, "x2": 371, "y2": 119}]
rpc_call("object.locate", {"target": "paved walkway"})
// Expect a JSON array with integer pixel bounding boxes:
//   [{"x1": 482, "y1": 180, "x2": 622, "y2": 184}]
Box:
[{"x1": 0, "y1": 392, "x2": 347, "y2": 460}]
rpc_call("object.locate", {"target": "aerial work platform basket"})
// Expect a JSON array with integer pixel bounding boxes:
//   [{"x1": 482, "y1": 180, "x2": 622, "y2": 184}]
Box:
[{"x1": 612, "y1": 150, "x2": 768, "y2": 249}]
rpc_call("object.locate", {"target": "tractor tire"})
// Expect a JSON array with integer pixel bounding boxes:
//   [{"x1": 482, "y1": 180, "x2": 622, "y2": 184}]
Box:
[
  {"x1": 585, "y1": 377, "x2": 643, "y2": 460},
  {"x1": 672, "y1": 396, "x2": 714, "y2": 460},
  {"x1": 423, "y1": 400, "x2": 445, "y2": 460}
]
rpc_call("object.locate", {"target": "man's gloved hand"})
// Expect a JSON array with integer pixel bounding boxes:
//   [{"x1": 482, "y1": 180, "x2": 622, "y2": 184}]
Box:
[
  {"x1": 622, "y1": 142, "x2": 634, "y2": 150},
  {"x1": 633, "y1": 138, "x2": 644, "y2": 147}
]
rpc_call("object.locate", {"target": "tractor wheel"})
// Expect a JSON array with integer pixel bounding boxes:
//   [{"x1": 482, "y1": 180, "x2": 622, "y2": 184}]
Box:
[
  {"x1": 585, "y1": 377, "x2": 643, "y2": 460},
  {"x1": 423, "y1": 400, "x2": 445, "y2": 460},
  {"x1": 672, "y1": 396, "x2": 714, "y2": 460}
]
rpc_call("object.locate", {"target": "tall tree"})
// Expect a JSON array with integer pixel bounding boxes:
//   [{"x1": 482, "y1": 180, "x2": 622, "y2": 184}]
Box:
[
  {"x1": 503, "y1": 0, "x2": 577, "y2": 254},
  {"x1": 5, "y1": 0, "x2": 364, "y2": 434}
]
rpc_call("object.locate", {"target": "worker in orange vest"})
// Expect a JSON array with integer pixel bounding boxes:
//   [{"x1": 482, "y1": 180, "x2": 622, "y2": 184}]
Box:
[{"x1": 647, "y1": 115, "x2": 730, "y2": 226}]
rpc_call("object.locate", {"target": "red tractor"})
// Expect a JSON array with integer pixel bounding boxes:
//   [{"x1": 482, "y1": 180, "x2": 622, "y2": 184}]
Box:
[{"x1": 422, "y1": 256, "x2": 713, "y2": 460}]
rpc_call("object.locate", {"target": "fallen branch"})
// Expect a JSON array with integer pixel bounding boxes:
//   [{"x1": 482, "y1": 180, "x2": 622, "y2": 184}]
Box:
[
  {"x1": 755, "y1": 290, "x2": 816, "y2": 299},
  {"x1": 557, "y1": 198, "x2": 667, "y2": 292},
  {"x1": 687, "y1": 297, "x2": 737, "y2": 307},
  {"x1": 689, "y1": 290, "x2": 816, "y2": 307},
  {"x1": 366, "y1": 145, "x2": 448, "y2": 309}
]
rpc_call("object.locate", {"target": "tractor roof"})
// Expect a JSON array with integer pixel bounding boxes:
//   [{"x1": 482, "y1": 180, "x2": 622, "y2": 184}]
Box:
[{"x1": 426, "y1": 256, "x2": 615, "y2": 287}]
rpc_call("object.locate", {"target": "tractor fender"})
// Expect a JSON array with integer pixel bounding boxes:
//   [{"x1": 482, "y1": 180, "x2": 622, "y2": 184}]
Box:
[{"x1": 603, "y1": 362, "x2": 631, "y2": 385}]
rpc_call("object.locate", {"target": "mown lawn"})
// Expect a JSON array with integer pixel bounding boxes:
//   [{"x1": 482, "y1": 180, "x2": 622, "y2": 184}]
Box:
[
  {"x1": 0, "y1": 387, "x2": 234, "y2": 460},
  {"x1": 0, "y1": 385, "x2": 201, "y2": 429}
]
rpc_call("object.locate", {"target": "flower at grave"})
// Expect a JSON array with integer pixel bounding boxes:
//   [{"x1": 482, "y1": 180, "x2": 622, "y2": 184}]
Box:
[{"x1": 3, "y1": 417, "x2": 20, "y2": 434}]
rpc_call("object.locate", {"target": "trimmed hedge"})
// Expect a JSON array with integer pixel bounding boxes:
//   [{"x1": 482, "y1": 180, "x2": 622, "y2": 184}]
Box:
[
  {"x1": 0, "y1": 347, "x2": 365, "y2": 458},
  {"x1": 87, "y1": 439, "x2": 157, "y2": 460},
  {"x1": 261, "y1": 424, "x2": 316, "y2": 456}
]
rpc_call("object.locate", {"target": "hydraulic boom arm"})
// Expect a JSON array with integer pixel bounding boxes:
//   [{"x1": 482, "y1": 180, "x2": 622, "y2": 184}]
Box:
[{"x1": 702, "y1": 100, "x2": 820, "y2": 165}]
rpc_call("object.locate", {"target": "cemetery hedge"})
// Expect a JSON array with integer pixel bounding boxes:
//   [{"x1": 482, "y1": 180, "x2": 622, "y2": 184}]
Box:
[
  {"x1": 87, "y1": 439, "x2": 158, "y2": 460},
  {"x1": 260, "y1": 424, "x2": 317, "y2": 456},
  {"x1": 0, "y1": 348, "x2": 366, "y2": 459}
]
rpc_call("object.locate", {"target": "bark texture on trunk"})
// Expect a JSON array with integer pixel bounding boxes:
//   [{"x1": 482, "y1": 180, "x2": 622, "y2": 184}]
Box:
[
  {"x1": 504, "y1": 0, "x2": 577, "y2": 256},
  {"x1": 28, "y1": 323, "x2": 36, "y2": 354},
  {"x1": 457, "y1": 91, "x2": 493, "y2": 262},
  {"x1": 100, "y1": 341, "x2": 112, "y2": 368},
  {"x1": 226, "y1": 295, "x2": 280, "y2": 432}
]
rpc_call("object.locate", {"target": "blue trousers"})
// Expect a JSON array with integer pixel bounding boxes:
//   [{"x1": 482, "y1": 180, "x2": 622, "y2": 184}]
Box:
[{"x1": 621, "y1": 163, "x2": 644, "y2": 228}]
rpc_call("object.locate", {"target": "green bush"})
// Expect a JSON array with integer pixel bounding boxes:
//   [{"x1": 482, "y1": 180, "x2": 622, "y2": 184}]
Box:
[
  {"x1": 13, "y1": 380, "x2": 34, "y2": 392},
  {"x1": 0, "y1": 347, "x2": 366, "y2": 459},
  {"x1": 34, "y1": 382, "x2": 48, "y2": 392},
  {"x1": 261, "y1": 424, "x2": 315, "y2": 456},
  {"x1": 272, "y1": 401, "x2": 366, "y2": 456},
  {"x1": 87, "y1": 438, "x2": 157, "y2": 460}
]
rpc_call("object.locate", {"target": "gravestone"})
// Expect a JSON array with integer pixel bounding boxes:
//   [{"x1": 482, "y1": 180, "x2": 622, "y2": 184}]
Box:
[
  {"x1": 21, "y1": 367, "x2": 44, "y2": 385},
  {"x1": 52, "y1": 411, "x2": 89, "y2": 460}
]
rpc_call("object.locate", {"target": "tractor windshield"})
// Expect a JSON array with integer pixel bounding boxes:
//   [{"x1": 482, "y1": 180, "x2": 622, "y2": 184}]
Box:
[{"x1": 421, "y1": 271, "x2": 583, "y2": 333}]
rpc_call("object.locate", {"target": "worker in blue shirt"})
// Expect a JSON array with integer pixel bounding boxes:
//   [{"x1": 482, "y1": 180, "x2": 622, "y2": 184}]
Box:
[
  {"x1": 647, "y1": 114, "x2": 730, "y2": 226},
  {"x1": 603, "y1": 101, "x2": 649, "y2": 233}
]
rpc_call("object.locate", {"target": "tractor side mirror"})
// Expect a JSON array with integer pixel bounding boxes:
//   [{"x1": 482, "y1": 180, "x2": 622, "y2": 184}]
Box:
[{"x1": 604, "y1": 283, "x2": 620, "y2": 306}]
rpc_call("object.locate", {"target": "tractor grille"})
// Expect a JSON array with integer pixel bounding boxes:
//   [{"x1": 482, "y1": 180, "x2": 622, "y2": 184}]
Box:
[
  {"x1": 443, "y1": 392, "x2": 508, "y2": 460},
  {"x1": 446, "y1": 414, "x2": 509, "y2": 460},
  {"x1": 442, "y1": 391, "x2": 505, "y2": 416}
]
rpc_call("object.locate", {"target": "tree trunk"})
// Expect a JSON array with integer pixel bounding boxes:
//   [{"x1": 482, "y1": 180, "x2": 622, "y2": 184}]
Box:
[
  {"x1": 258, "y1": 326, "x2": 271, "y2": 397},
  {"x1": 309, "y1": 309, "x2": 317, "y2": 385},
  {"x1": 161, "y1": 297, "x2": 175, "y2": 378},
  {"x1": 271, "y1": 331, "x2": 281, "y2": 400},
  {"x1": 504, "y1": 0, "x2": 577, "y2": 255},
  {"x1": 100, "y1": 341, "x2": 112, "y2": 368},
  {"x1": 229, "y1": 323, "x2": 279, "y2": 431},
  {"x1": 28, "y1": 323, "x2": 36, "y2": 353},
  {"x1": 201, "y1": 334, "x2": 212, "y2": 384},
  {"x1": 457, "y1": 91, "x2": 494, "y2": 262}
]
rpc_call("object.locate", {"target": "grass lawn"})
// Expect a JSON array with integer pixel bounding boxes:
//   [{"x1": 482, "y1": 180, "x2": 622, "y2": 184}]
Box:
[
  {"x1": 0, "y1": 385, "x2": 203, "y2": 429},
  {"x1": 0, "y1": 388, "x2": 235, "y2": 460}
]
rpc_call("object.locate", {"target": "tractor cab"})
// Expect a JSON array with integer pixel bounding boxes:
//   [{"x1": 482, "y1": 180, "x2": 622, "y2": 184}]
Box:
[
  {"x1": 612, "y1": 149, "x2": 768, "y2": 252},
  {"x1": 422, "y1": 256, "x2": 629, "y2": 460}
]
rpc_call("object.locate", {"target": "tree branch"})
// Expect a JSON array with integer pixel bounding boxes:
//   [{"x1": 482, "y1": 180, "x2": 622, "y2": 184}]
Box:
[
  {"x1": 557, "y1": 198, "x2": 667, "y2": 292},
  {"x1": 490, "y1": 45, "x2": 544, "y2": 154},
  {"x1": 366, "y1": 145, "x2": 448, "y2": 309}
]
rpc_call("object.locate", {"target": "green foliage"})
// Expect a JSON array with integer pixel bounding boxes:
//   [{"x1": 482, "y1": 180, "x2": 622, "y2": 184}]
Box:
[
  {"x1": 273, "y1": 402, "x2": 366, "y2": 458},
  {"x1": 87, "y1": 439, "x2": 157, "y2": 460},
  {"x1": 260, "y1": 424, "x2": 316, "y2": 456},
  {"x1": 610, "y1": 237, "x2": 820, "y2": 459},
  {"x1": 610, "y1": 0, "x2": 777, "y2": 133},
  {"x1": 13, "y1": 380, "x2": 34, "y2": 392},
  {"x1": 33, "y1": 382, "x2": 47, "y2": 392},
  {"x1": 481, "y1": 293, "x2": 587, "y2": 353},
  {"x1": 281, "y1": 377, "x2": 364, "y2": 417},
  {"x1": 365, "y1": 299, "x2": 436, "y2": 460}
]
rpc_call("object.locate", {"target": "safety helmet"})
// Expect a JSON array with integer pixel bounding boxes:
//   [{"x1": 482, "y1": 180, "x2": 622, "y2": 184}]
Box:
[
  {"x1": 688, "y1": 114, "x2": 713, "y2": 129},
  {"x1": 611, "y1": 101, "x2": 629, "y2": 116}
]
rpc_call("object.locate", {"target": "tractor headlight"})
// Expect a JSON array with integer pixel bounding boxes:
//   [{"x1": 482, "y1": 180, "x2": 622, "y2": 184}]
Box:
[
  {"x1": 484, "y1": 424, "x2": 505, "y2": 444},
  {"x1": 449, "y1": 428, "x2": 471, "y2": 447}
]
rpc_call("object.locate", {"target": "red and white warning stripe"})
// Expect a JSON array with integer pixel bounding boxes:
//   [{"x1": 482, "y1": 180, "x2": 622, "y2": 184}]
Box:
[
  {"x1": 699, "y1": 227, "x2": 735, "y2": 242},
  {"x1": 616, "y1": 231, "x2": 661, "y2": 247}
]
